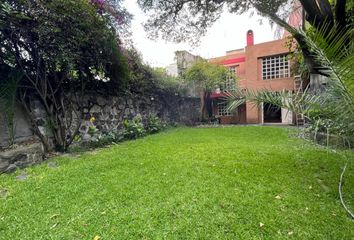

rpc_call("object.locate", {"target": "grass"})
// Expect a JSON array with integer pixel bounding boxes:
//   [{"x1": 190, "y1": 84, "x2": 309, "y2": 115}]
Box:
[{"x1": 0, "y1": 126, "x2": 353, "y2": 239}]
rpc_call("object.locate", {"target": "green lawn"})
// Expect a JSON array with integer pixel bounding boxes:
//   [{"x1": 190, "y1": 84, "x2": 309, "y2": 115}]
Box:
[{"x1": 0, "y1": 126, "x2": 353, "y2": 239}]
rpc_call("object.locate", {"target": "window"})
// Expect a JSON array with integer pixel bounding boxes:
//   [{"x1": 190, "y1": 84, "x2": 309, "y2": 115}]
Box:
[
  {"x1": 222, "y1": 66, "x2": 236, "y2": 92},
  {"x1": 262, "y1": 54, "x2": 290, "y2": 80},
  {"x1": 218, "y1": 102, "x2": 232, "y2": 116}
]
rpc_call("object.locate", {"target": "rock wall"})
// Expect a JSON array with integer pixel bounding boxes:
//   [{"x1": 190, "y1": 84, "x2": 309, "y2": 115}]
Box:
[
  {"x1": 0, "y1": 103, "x2": 34, "y2": 148},
  {"x1": 78, "y1": 93, "x2": 200, "y2": 139},
  {"x1": 0, "y1": 142, "x2": 45, "y2": 173},
  {"x1": 0, "y1": 93, "x2": 200, "y2": 173}
]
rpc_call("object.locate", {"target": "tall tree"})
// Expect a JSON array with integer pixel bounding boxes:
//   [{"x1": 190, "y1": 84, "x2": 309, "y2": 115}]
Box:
[
  {"x1": 0, "y1": 0, "x2": 129, "y2": 151},
  {"x1": 138, "y1": 0, "x2": 353, "y2": 73},
  {"x1": 184, "y1": 61, "x2": 231, "y2": 120}
]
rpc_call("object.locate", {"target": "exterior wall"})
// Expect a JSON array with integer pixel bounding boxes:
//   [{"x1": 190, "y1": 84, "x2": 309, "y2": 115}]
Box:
[
  {"x1": 175, "y1": 51, "x2": 203, "y2": 76},
  {"x1": 0, "y1": 103, "x2": 35, "y2": 147},
  {"x1": 209, "y1": 36, "x2": 296, "y2": 125},
  {"x1": 244, "y1": 38, "x2": 295, "y2": 124},
  {"x1": 214, "y1": 103, "x2": 247, "y2": 124},
  {"x1": 246, "y1": 102, "x2": 260, "y2": 124},
  {"x1": 166, "y1": 63, "x2": 178, "y2": 77},
  {"x1": 244, "y1": 39, "x2": 294, "y2": 91}
]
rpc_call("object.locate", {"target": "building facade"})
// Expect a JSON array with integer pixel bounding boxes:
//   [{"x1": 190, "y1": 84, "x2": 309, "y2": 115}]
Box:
[{"x1": 209, "y1": 30, "x2": 297, "y2": 125}]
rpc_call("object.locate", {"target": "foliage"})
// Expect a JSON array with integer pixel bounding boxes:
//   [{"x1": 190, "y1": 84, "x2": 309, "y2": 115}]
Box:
[
  {"x1": 146, "y1": 114, "x2": 166, "y2": 134},
  {"x1": 123, "y1": 115, "x2": 146, "y2": 140},
  {"x1": 122, "y1": 47, "x2": 187, "y2": 96},
  {"x1": 138, "y1": 0, "x2": 352, "y2": 76},
  {"x1": 0, "y1": 127, "x2": 353, "y2": 238},
  {"x1": 183, "y1": 60, "x2": 232, "y2": 120},
  {"x1": 0, "y1": 0, "x2": 129, "y2": 151},
  {"x1": 90, "y1": 0, "x2": 132, "y2": 40},
  {"x1": 138, "y1": 0, "x2": 350, "y2": 43},
  {"x1": 151, "y1": 68, "x2": 188, "y2": 96},
  {"x1": 184, "y1": 60, "x2": 231, "y2": 92},
  {"x1": 85, "y1": 130, "x2": 124, "y2": 149}
]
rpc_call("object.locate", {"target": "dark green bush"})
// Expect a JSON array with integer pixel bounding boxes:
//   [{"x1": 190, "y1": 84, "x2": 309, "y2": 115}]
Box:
[
  {"x1": 146, "y1": 114, "x2": 166, "y2": 134},
  {"x1": 123, "y1": 116, "x2": 146, "y2": 139}
]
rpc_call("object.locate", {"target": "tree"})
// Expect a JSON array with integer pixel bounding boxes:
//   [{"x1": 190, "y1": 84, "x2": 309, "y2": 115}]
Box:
[
  {"x1": 138, "y1": 0, "x2": 353, "y2": 73},
  {"x1": 184, "y1": 61, "x2": 231, "y2": 120},
  {"x1": 90, "y1": 0, "x2": 132, "y2": 41},
  {"x1": 0, "y1": 0, "x2": 129, "y2": 151}
]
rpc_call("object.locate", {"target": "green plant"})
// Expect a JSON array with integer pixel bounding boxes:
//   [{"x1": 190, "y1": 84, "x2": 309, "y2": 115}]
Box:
[
  {"x1": 87, "y1": 131, "x2": 124, "y2": 148},
  {"x1": 88, "y1": 125, "x2": 99, "y2": 137},
  {"x1": 146, "y1": 114, "x2": 166, "y2": 134},
  {"x1": 1, "y1": 127, "x2": 353, "y2": 238},
  {"x1": 123, "y1": 116, "x2": 146, "y2": 140},
  {"x1": 1, "y1": 0, "x2": 130, "y2": 152}
]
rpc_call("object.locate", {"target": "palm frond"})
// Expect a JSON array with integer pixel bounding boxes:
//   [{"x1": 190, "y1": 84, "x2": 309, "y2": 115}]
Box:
[{"x1": 225, "y1": 23, "x2": 354, "y2": 137}]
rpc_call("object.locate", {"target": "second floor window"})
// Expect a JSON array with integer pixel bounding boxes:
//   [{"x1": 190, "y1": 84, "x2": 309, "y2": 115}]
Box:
[
  {"x1": 222, "y1": 66, "x2": 236, "y2": 92},
  {"x1": 262, "y1": 54, "x2": 290, "y2": 80}
]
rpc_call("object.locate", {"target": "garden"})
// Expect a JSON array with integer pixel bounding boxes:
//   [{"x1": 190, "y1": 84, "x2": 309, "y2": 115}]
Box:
[
  {"x1": 0, "y1": 126, "x2": 353, "y2": 239},
  {"x1": 0, "y1": 0, "x2": 353, "y2": 239}
]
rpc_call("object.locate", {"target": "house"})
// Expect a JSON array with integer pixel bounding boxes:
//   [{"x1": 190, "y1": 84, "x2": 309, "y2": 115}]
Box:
[
  {"x1": 166, "y1": 50, "x2": 204, "y2": 97},
  {"x1": 166, "y1": 50, "x2": 204, "y2": 77},
  {"x1": 209, "y1": 30, "x2": 300, "y2": 125}
]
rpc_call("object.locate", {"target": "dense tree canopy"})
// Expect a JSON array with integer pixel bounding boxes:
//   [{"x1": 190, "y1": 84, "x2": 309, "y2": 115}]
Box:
[
  {"x1": 138, "y1": 0, "x2": 353, "y2": 74},
  {"x1": 138, "y1": 0, "x2": 352, "y2": 44},
  {"x1": 0, "y1": 0, "x2": 129, "y2": 151}
]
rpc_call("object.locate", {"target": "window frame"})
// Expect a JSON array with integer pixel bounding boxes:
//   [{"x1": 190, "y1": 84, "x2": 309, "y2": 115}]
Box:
[
  {"x1": 262, "y1": 54, "x2": 290, "y2": 80},
  {"x1": 222, "y1": 66, "x2": 237, "y2": 92},
  {"x1": 217, "y1": 101, "x2": 232, "y2": 116}
]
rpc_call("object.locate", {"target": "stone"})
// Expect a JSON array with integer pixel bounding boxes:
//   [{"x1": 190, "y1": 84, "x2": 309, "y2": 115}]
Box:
[
  {"x1": 15, "y1": 172, "x2": 28, "y2": 181},
  {"x1": 82, "y1": 133, "x2": 91, "y2": 141},
  {"x1": 80, "y1": 125, "x2": 88, "y2": 133},
  {"x1": 97, "y1": 96, "x2": 106, "y2": 106},
  {"x1": 5, "y1": 164, "x2": 17, "y2": 173},
  {"x1": 111, "y1": 107, "x2": 118, "y2": 115},
  {"x1": 48, "y1": 162, "x2": 58, "y2": 168},
  {"x1": 103, "y1": 105, "x2": 111, "y2": 113},
  {"x1": 0, "y1": 161, "x2": 9, "y2": 172},
  {"x1": 101, "y1": 113, "x2": 109, "y2": 121},
  {"x1": 118, "y1": 104, "x2": 125, "y2": 110},
  {"x1": 124, "y1": 108, "x2": 130, "y2": 115},
  {"x1": 0, "y1": 142, "x2": 44, "y2": 174},
  {"x1": 127, "y1": 99, "x2": 133, "y2": 106},
  {"x1": 90, "y1": 105, "x2": 101, "y2": 113}
]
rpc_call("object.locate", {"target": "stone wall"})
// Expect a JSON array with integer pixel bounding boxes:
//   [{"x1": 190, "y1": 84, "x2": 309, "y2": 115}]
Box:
[
  {"x1": 0, "y1": 142, "x2": 45, "y2": 173},
  {"x1": 0, "y1": 103, "x2": 34, "y2": 148},
  {"x1": 0, "y1": 93, "x2": 200, "y2": 172},
  {"x1": 78, "y1": 93, "x2": 200, "y2": 139}
]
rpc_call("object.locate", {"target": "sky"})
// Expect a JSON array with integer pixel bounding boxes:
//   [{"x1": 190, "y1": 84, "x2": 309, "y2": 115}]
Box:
[{"x1": 123, "y1": 1, "x2": 277, "y2": 68}]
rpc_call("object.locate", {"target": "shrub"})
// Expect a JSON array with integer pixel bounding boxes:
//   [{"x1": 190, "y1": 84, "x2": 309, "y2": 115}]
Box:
[
  {"x1": 146, "y1": 114, "x2": 166, "y2": 134},
  {"x1": 123, "y1": 116, "x2": 146, "y2": 140},
  {"x1": 87, "y1": 130, "x2": 124, "y2": 148}
]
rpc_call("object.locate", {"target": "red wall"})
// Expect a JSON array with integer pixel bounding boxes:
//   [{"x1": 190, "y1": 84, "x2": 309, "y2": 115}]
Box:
[{"x1": 209, "y1": 36, "x2": 296, "y2": 124}]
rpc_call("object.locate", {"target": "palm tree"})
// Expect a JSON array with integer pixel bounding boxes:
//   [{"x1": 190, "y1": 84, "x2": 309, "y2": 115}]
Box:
[{"x1": 226, "y1": 25, "x2": 354, "y2": 140}]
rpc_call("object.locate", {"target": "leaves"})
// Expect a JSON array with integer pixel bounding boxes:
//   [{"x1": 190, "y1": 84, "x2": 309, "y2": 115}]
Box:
[{"x1": 184, "y1": 60, "x2": 232, "y2": 92}]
